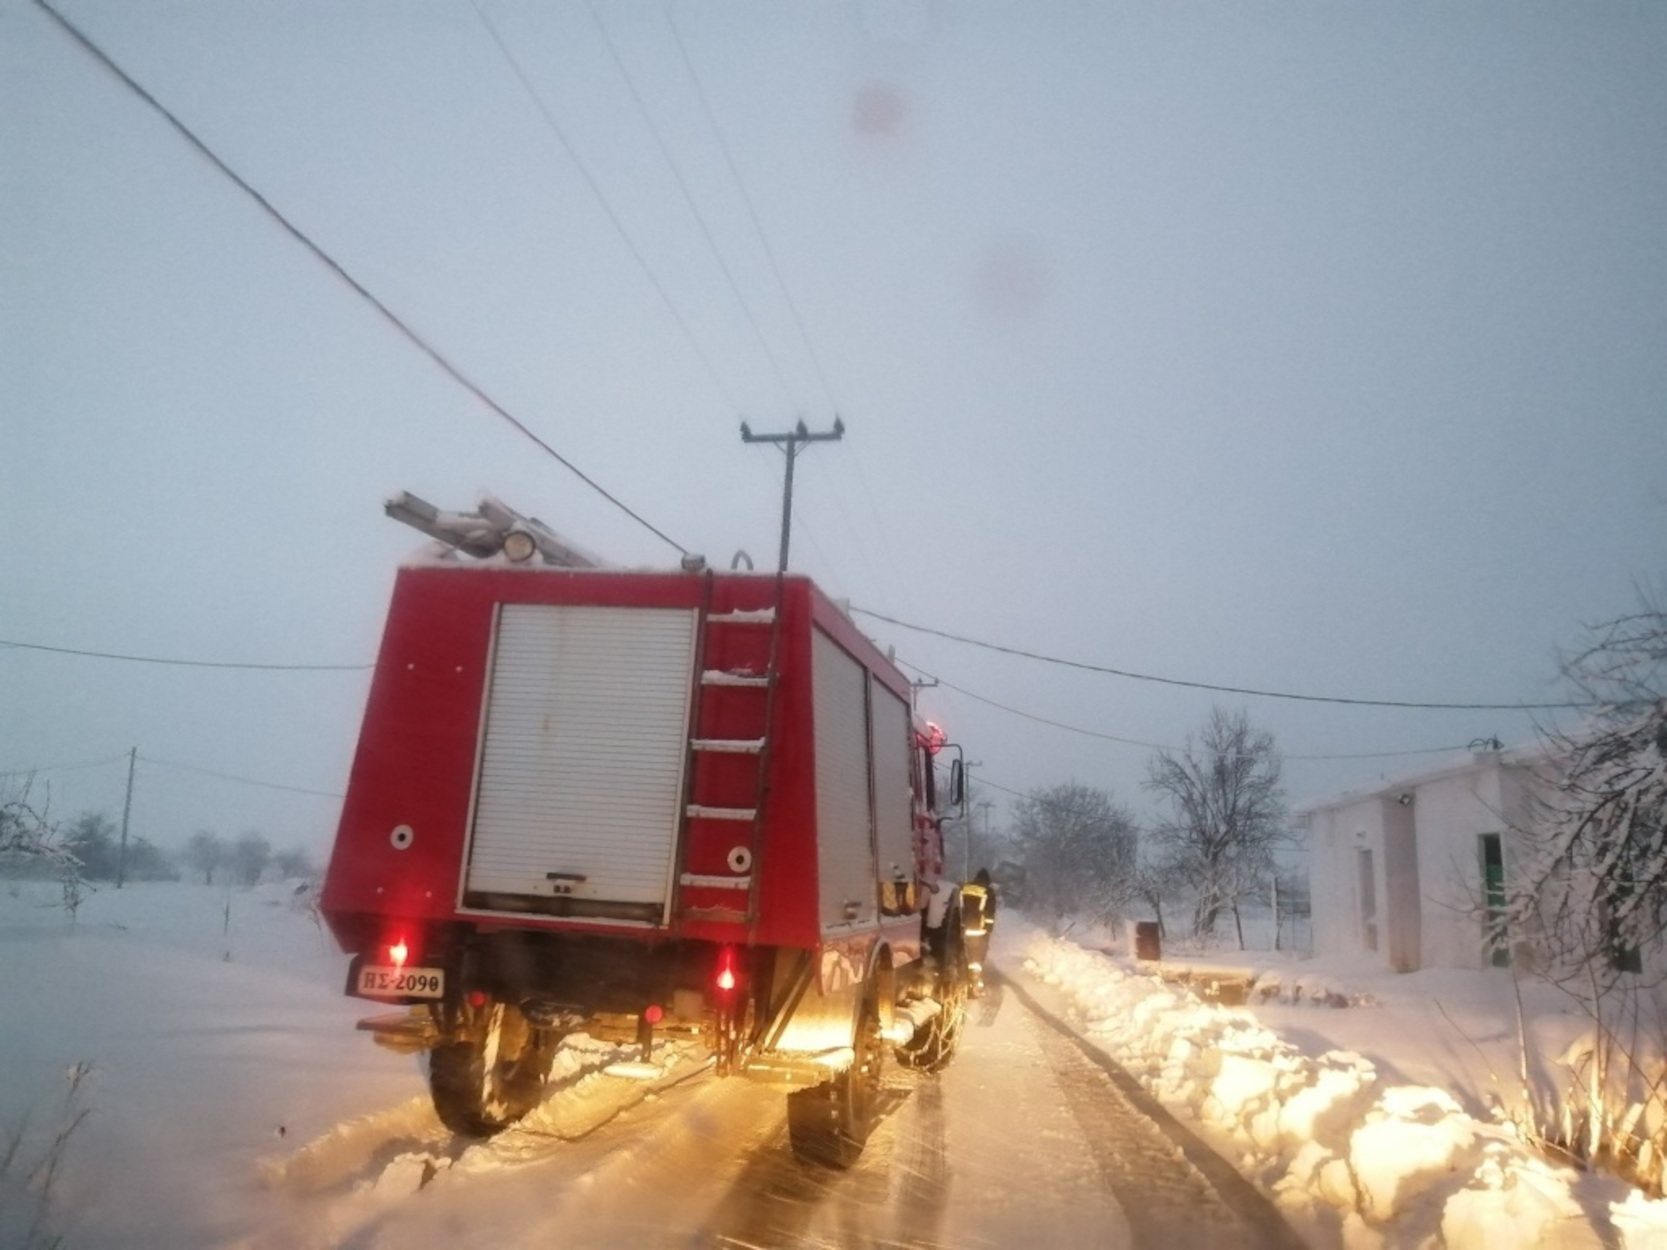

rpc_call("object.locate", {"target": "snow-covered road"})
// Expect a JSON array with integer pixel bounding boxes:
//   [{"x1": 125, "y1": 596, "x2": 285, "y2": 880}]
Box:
[
  {"x1": 14, "y1": 880, "x2": 1667, "y2": 1248},
  {"x1": 255, "y1": 967, "x2": 1301, "y2": 1249},
  {"x1": 0, "y1": 879, "x2": 1306, "y2": 1248}
]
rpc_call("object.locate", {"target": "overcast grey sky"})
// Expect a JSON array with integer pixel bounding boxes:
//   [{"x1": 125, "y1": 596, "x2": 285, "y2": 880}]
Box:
[{"x1": 3, "y1": 0, "x2": 1664, "y2": 856}]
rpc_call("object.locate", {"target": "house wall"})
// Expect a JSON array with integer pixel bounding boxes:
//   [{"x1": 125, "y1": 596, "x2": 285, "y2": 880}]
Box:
[
  {"x1": 1304, "y1": 750, "x2": 1566, "y2": 971},
  {"x1": 1306, "y1": 792, "x2": 1421, "y2": 971},
  {"x1": 1381, "y1": 797, "x2": 1421, "y2": 973},
  {"x1": 1411, "y1": 765, "x2": 1508, "y2": 970},
  {"x1": 1308, "y1": 795, "x2": 1386, "y2": 962}
]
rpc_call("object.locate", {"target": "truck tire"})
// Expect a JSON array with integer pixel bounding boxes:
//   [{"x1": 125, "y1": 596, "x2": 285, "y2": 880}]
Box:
[
  {"x1": 786, "y1": 983, "x2": 884, "y2": 1169},
  {"x1": 428, "y1": 998, "x2": 555, "y2": 1137},
  {"x1": 898, "y1": 910, "x2": 968, "y2": 1072}
]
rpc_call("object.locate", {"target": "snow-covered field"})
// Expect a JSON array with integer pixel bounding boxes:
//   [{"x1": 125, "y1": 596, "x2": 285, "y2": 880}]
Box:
[
  {"x1": 6, "y1": 878, "x2": 1667, "y2": 1248},
  {"x1": 0, "y1": 878, "x2": 409, "y2": 1247},
  {"x1": 0, "y1": 878, "x2": 710, "y2": 1248}
]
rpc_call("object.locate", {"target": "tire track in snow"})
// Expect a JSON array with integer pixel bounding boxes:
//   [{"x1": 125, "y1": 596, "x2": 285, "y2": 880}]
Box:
[
  {"x1": 248, "y1": 1038, "x2": 714, "y2": 1246},
  {"x1": 999, "y1": 969, "x2": 1309, "y2": 1250}
]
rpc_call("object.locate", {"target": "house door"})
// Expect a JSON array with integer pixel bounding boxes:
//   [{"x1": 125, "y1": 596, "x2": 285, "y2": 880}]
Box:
[
  {"x1": 1357, "y1": 847, "x2": 1378, "y2": 952},
  {"x1": 1480, "y1": 833, "x2": 1509, "y2": 967}
]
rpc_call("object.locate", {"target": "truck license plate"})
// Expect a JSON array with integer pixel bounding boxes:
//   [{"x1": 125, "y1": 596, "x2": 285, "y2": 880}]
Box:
[{"x1": 356, "y1": 965, "x2": 445, "y2": 999}]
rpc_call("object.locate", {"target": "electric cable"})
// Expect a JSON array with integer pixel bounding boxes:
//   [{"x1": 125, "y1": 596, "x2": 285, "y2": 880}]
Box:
[
  {"x1": 664, "y1": 5, "x2": 844, "y2": 414},
  {"x1": 468, "y1": 0, "x2": 740, "y2": 420},
  {"x1": 963, "y1": 773, "x2": 1029, "y2": 800},
  {"x1": 840, "y1": 443, "x2": 919, "y2": 620},
  {"x1": 584, "y1": 0, "x2": 798, "y2": 410},
  {"x1": 1, "y1": 639, "x2": 371, "y2": 671},
  {"x1": 0, "y1": 753, "x2": 131, "y2": 779},
  {"x1": 742, "y1": 443, "x2": 852, "y2": 590},
  {"x1": 789, "y1": 446, "x2": 888, "y2": 599},
  {"x1": 661, "y1": 9, "x2": 917, "y2": 609},
  {"x1": 860, "y1": 607, "x2": 1584, "y2": 712},
  {"x1": 901, "y1": 660, "x2": 1480, "y2": 762},
  {"x1": 140, "y1": 755, "x2": 344, "y2": 800},
  {"x1": 35, "y1": 0, "x2": 689, "y2": 557}
]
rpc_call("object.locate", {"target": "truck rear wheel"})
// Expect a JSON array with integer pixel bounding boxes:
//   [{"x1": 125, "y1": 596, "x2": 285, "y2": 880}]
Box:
[
  {"x1": 898, "y1": 915, "x2": 968, "y2": 1073},
  {"x1": 786, "y1": 984, "x2": 884, "y2": 1169},
  {"x1": 429, "y1": 997, "x2": 555, "y2": 1137},
  {"x1": 896, "y1": 983, "x2": 966, "y2": 1073}
]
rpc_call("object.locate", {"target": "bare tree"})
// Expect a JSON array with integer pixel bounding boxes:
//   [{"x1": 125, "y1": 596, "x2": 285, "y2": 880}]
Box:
[
  {"x1": 1010, "y1": 781, "x2": 1138, "y2": 930},
  {"x1": 0, "y1": 783, "x2": 78, "y2": 877},
  {"x1": 1129, "y1": 855, "x2": 1185, "y2": 940},
  {"x1": 273, "y1": 847, "x2": 318, "y2": 881},
  {"x1": 61, "y1": 812, "x2": 119, "y2": 880},
  {"x1": 184, "y1": 830, "x2": 226, "y2": 886},
  {"x1": 1516, "y1": 584, "x2": 1667, "y2": 974},
  {"x1": 1503, "y1": 583, "x2": 1667, "y2": 1181},
  {"x1": 0, "y1": 782, "x2": 92, "y2": 923},
  {"x1": 1143, "y1": 707, "x2": 1286, "y2": 944},
  {"x1": 229, "y1": 831, "x2": 271, "y2": 887}
]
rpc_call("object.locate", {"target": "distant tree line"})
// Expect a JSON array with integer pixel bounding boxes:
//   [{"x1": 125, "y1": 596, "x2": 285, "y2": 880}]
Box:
[
  {"x1": 975, "y1": 705, "x2": 1299, "y2": 949},
  {"x1": 0, "y1": 801, "x2": 319, "y2": 887}
]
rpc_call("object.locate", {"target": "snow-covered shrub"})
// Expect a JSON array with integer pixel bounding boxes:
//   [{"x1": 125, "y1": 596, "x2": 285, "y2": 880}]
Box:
[
  {"x1": 1499, "y1": 584, "x2": 1667, "y2": 1192},
  {"x1": 0, "y1": 1061, "x2": 94, "y2": 1248}
]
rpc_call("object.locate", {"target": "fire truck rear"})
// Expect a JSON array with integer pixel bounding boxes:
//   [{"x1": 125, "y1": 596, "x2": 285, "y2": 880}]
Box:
[{"x1": 320, "y1": 494, "x2": 973, "y2": 1167}]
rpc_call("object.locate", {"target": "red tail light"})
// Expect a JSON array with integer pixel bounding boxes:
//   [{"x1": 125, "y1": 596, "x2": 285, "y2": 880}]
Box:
[
  {"x1": 389, "y1": 939, "x2": 409, "y2": 968},
  {"x1": 715, "y1": 948, "x2": 738, "y2": 994},
  {"x1": 644, "y1": 1004, "x2": 664, "y2": 1024}
]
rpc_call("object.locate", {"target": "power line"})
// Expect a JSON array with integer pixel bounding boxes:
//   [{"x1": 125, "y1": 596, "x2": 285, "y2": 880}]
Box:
[
  {"x1": 0, "y1": 752, "x2": 131, "y2": 779},
  {"x1": 839, "y1": 443, "x2": 919, "y2": 621},
  {"x1": 664, "y1": 6, "x2": 843, "y2": 414},
  {"x1": 659, "y1": 10, "x2": 922, "y2": 613},
  {"x1": 858, "y1": 607, "x2": 1583, "y2": 712},
  {"x1": 584, "y1": 0, "x2": 798, "y2": 410},
  {"x1": 799, "y1": 447, "x2": 892, "y2": 604},
  {"x1": 965, "y1": 773, "x2": 1028, "y2": 801},
  {"x1": 468, "y1": 0, "x2": 740, "y2": 419},
  {"x1": 1, "y1": 639, "x2": 371, "y2": 671},
  {"x1": 140, "y1": 755, "x2": 344, "y2": 800},
  {"x1": 2, "y1": 751, "x2": 341, "y2": 799},
  {"x1": 35, "y1": 0, "x2": 688, "y2": 558},
  {"x1": 902, "y1": 660, "x2": 1477, "y2": 763}
]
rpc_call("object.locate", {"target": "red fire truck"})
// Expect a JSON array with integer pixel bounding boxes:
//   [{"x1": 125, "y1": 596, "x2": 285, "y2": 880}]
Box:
[{"x1": 320, "y1": 494, "x2": 972, "y2": 1167}]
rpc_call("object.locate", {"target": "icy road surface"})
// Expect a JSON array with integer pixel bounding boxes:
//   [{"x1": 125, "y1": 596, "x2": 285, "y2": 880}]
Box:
[
  {"x1": 0, "y1": 881, "x2": 1307, "y2": 1248},
  {"x1": 14, "y1": 881, "x2": 1667, "y2": 1246},
  {"x1": 256, "y1": 977, "x2": 1301, "y2": 1249}
]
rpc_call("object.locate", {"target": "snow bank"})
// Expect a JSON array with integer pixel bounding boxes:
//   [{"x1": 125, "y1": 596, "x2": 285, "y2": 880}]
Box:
[{"x1": 1018, "y1": 929, "x2": 1625, "y2": 1247}]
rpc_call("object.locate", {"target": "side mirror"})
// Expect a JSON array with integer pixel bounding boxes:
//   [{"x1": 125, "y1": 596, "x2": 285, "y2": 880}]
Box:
[{"x1": 949, "y1": 757, "x2": 965, "y2": 809}]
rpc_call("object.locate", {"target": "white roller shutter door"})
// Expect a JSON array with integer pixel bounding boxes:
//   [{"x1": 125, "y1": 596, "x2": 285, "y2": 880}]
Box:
[{"x1": 463, "y1": 604, "x2": 696, "y2": 923}]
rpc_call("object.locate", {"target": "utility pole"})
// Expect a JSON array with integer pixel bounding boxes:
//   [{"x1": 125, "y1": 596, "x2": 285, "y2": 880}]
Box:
[
  {"x1": 116, "y1": 746, "x2": 136, "y2": 888},
  {"x1": 740, "y1": 418, "x2": 844, "y2": 572}
]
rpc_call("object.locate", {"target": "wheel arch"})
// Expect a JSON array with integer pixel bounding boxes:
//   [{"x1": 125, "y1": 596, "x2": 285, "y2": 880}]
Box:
[{"x1": 866, "y1": 941, "x2": 897, "y2": 1037}]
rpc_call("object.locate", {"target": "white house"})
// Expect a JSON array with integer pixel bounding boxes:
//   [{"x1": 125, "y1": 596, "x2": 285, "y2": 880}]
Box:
[{"x1": 1300, "y1": 747, "x2": 1554, "y2": 972}]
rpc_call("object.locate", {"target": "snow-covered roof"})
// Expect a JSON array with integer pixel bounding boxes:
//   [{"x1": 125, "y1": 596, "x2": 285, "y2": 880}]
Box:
[{"x1": 1294, "y1": 739, "x2": 1558, "y2": 818}]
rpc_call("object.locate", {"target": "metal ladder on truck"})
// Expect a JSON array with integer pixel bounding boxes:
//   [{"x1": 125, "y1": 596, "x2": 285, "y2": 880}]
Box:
[
  {"x1": 676, "y1": 571, "x2": 786, "y2": 930},
  {"x1": 675, "y1": 570, "x2": 788, "y2": 1074}
]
